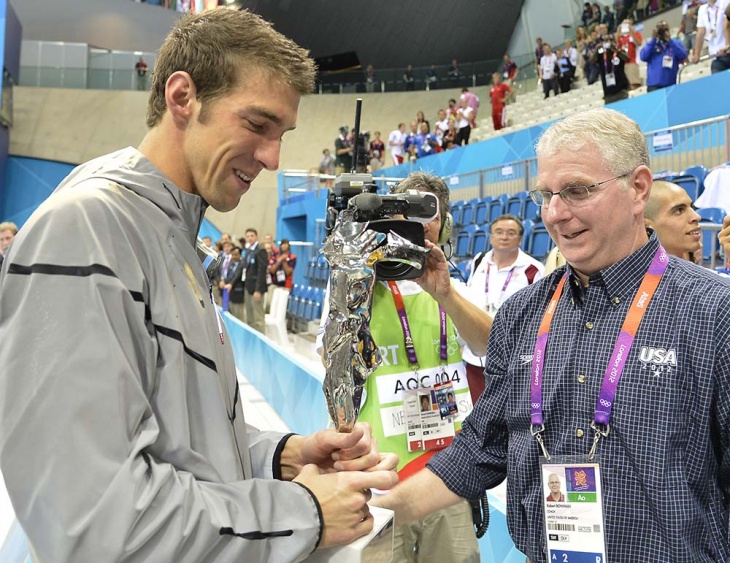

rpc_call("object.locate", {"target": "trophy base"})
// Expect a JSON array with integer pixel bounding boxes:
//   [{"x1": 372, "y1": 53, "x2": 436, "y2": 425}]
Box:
[{"x1": 305, "y1": 505, "x2": 394, "y2": 563}]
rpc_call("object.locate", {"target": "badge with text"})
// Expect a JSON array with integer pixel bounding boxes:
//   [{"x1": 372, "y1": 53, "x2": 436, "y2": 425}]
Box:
[
  {"x1": 403, "y1": 388, "x2": 455, "y2": 452},
  {"x1": 540, "y1": 457, "x2": 607, "y2": 563}
]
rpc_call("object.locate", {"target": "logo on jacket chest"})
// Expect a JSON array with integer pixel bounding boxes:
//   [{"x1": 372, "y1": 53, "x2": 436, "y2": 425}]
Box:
[{"x1": 638, "y1": 346, "x2": 677, "y2": 376}]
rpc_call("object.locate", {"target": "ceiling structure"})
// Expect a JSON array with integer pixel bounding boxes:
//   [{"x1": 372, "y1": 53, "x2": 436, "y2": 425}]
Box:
[{"x1": 239, "y1": 0, "x2": 524, "y2": 72}]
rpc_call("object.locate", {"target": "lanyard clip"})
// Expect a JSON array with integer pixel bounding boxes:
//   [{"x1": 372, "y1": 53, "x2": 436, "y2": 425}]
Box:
[
  {"x1": 531, "y1": 424, "x2": 551, "y2": 460},
  {"x1": 588, "y1": 421, "x2": 610, "y2": 460}
]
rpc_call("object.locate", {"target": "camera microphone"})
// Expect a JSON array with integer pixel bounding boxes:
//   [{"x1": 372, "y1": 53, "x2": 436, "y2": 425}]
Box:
[
  {"x1": 349, "y1": 190, "x2": 439, "y2": 223},
  {"x1": 349, "y1": 192, "x2": 382, "y2": 213}
]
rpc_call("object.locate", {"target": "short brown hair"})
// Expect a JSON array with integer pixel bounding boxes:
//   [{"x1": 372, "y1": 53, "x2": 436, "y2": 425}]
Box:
[
  {"x1": 394, "y1": 172, "x2": 450, "y2": 225},
  {"x1": 146, "y1": 9, "x2": 316, "y2": 128}
]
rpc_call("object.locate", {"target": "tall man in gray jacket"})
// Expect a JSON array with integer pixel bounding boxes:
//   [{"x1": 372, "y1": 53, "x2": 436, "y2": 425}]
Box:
[{"x1": 0, "y1": 9, "x2": 396, "y2": 562}]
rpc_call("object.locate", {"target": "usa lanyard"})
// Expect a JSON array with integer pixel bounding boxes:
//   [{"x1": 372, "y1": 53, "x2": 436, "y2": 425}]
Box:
[
  {"x1": 530, "y1": 246, "x2": 669, "y2": 460},
  {"x1": 484, "y1": 263, "x2": 516, "y2": 305},
  {"x1": 388, "y1": 281, "x2": 448, "y2": 369}
]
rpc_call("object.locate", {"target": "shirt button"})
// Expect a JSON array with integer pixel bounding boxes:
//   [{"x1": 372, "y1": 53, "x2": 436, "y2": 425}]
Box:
[
  {"x1": 577, "y1": 374, "x2": 586, "y2": 384},
  {"x1": 612, "y1": 297, "x2": 621, "y2": 305},
  {"x1": 576, "y1": 428, "x2": 585, "y2": 438},
  {"x1": 585, "y1": 321, "x2": 594, "y2": 330}
]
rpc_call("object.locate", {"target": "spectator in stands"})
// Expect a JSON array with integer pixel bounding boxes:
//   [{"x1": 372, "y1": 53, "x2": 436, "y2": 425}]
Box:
[
  {"x1": 0, "y1": 9, "x2": 397, "y2": 561},
  {"x1": 263, "y1": 233, "x2": 278, "y2": 256},
  {"x1": 224, "y1": 246, "x2": 246, "y2": 321},
  {"x1": 617, "y1": 18, "x2": 644, "y2": 89},
  {"x1": 443, "y1": 121, "x2": 458, "y2": 148},
  {"x1": 502, "y1": 53, "x2": 519, "y2": 85},
  {"x1": 603, "y1": 4, "x2": 616, "y2": 32},
  {"x1": 269, "y1": 238, "x2": 296, "y2": 290},
  {"x1": 415, "y1": 122, "x2": 439, "y2": 158},
  {"x1": 434, "y1": 109, "x2": 450, "y2": 143},
  {"x1": 0, "y1": 221, "x2": 17, "y2": 267},
  {"x1": 582, "y1": 2, "x2": 594, "y2": 27},
  {"x1": 462, "y1": 214, "x2": 545, "y2": 402},
  {"x1": 595, "y1": 34, "x2": 631, "y2": 103},
  {"x1": 316, "y1": 171, "x2": 492, "y2": 563},
  {"x1": 535, "y1": 37, "x2": 545, "y2": 72},
  {"x1": 334, "y1": 125, "x2": 353, "y2": 175},
  {"x1": 539, "y1": 43, "x2": 560, "y2": 99},
  {"x1": 318, "y1": 147, "x2": 335, "y2": 187},
  {"x1": 447, "y1": 58, "x2": 461, "y2": 82},
  {"x1": 403, "y1": 64, "x2": 415, "y2": 91},
  {"x1": 644, "y1": 180, "x2": 702, "y2": 262},
  {"x1": 217, "y1": 239, "x2": 235, "y2": 304},
  {"x1": 388, "y1": 122, "x2": 406, "y2": 166},
  {"x1": 403, "y1": 121, "x2": 419, "y2": 157},
  {"x1": 426, "y1": 64, "x2": 438, "y2": 87},
  {"x1": 589, "y1": 2, "x2": 603, "y2": 29},
  {"x1": 678, "y1": 1, "x2": 701, "y2": 54},
  {"x1": 555, "y1": 48, "x2": 575, "y2": 93},
  {"x1": 202, "y1": 235, "x2": 213, "y2": 248},
  {"x1": 564, "y1": 39, "x2": 580, "y2": 79},
  {"x1": 459, "y1": 87, "x2": 480, "y2": 126},
  {"x1": 455, "y1": 97, "x2": 474, "y2": 145},
  {"x1": 135, "y1": 56, "x2": 148, "y2": 90},
  {"x1": 691, "y1": 0, "x2": 730, "y2": 73},
  {"x1": 369, "y1": 130, "x2": 385, "y2": 171},
  {"x1": 243, "y1": 228, "x2": 268, "y2": 334},
  {"x1": 640, "y1": 21, "x2": 688, "y2": 91},
  {"x1": 374, "y1": 107, "x2": 730, "y2": 563},
  {"x1": 446, "y1": 97, "x2": 458, "y2": 121},
  {"x1": 365, "y1": 63, "x2": 376, "y2": 93},
  {"x1": 489, "y1": 72, "x2": 514, "y2": 131},
  {"x1": 415, "y1": 110, "x2": 430, "y2": 130}
]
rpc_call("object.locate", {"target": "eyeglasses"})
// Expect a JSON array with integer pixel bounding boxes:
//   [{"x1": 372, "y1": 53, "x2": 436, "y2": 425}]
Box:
[
  {"x1": 491, "y1": 229, "x2": 521, "y2": 237},
  {"x1": 528, "y1": 171, "x2": 633, "y2": 207}
]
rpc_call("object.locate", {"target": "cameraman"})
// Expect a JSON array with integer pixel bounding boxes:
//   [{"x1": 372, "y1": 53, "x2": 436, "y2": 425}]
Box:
[
  {"x1": 593, "y1": 34, "x2": 630, "y2": 103},
  {"x1": 640, "y1": 21, "x2": 688, "y2": 91},
  {"x1": 317, "y1": 172, "x2": 493, "y2": 562}
]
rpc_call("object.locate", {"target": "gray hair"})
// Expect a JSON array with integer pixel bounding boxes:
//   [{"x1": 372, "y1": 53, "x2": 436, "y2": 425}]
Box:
[
  {"x1": 393, "y1": 172, "x2": 450, "y2": 224},
  {"x1": 536, "y1": 109, "x2": 649, "y2": 181}
]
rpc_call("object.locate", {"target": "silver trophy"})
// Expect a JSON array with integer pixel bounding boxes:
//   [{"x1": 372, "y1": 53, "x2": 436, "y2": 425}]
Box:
[{"x1": 321, "y1": 192, "x2": 435, "y2": 432}]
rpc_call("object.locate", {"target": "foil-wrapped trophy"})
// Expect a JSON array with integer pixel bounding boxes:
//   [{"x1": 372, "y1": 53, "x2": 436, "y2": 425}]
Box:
[{"x1": 320, "y1": 172, "x2": 439, "y2": 432}]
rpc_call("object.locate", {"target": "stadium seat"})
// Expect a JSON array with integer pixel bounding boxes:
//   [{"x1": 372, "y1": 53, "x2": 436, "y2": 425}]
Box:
[
  {"x1": 524, "y1": 197, "x2": 541, "y2": 222},
  {"x1": 527, "y1": 224, "x2": 554, "y2": 262},
  {"x1": 488, "y1": 194, "x2": 509, "y2": 222},
  {"x1": 471, "y1": 225, "x2": 490, "y2": 256},
  {"x1": 679, "y1": 165, "x2": 708, "y2": 197},
  {"x1": 451, "y1": 200, "x2": 466, "y2": 228},
  {"x1": 474, "y1": 197, "x2": 492, "y2": 225},
  {"x1": 521, "y1": 219, "x2": 534, "y2": 252},
  {"x1": 697, "y1": 207, "x2": 727, "y2": 264},
  {"x1": 460, "y1": 198, "x2": 480, "y2": 227},
  {"x1": 697, "y1": 207, "x2": 726, "y2": 224},
  {"x1": 506, "y1": 191, "x2": 527, "y2": 219},
  {"x1": 455, "y1": 224, "x2": 478, "y2": 258}
]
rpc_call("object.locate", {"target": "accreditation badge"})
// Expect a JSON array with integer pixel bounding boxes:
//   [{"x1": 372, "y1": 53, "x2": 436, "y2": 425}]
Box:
[{"x1": 540, "y1": 457, "x2": 607, "y2": 563}]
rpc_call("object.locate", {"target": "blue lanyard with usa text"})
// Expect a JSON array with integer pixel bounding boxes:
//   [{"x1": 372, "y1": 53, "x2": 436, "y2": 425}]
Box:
[
  {"x1": 530, "y1": 245, "x2": 669, "y2": 460},
  {"x1": 388, "y1": 280, "x2": 448, "y2": 369}
]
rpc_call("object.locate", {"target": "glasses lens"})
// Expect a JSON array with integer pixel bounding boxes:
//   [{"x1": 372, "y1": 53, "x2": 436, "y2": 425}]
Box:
[
  {"x1": 529, "y1": 191, "x2": 546, "y2": 205},
  {"x1": 562, "y1": 186, "x2": 591, "y2": 204}
]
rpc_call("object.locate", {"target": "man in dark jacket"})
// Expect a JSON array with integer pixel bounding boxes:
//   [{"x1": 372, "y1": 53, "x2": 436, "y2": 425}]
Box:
[
  {"x1": 223, "y1": 246, "x2": 246, "y2": 322},
  {"x1": 243, "y1": 228, "x2": 268, "y2": 333}
]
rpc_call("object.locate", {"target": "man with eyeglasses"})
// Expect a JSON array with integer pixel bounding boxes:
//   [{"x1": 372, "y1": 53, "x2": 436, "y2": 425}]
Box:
[
  {"x1": 462, "y1": 214, "x2": 544, "y2": 403},
  {"x1": 374, "y1": 108, "x2": 730, "y2": 562}
]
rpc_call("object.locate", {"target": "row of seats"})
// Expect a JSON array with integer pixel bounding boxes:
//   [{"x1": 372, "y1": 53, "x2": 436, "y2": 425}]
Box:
[
  {"x1": 304, "y1": 258, "x2": 329, "y2": 289},
  {"x1": 454, "y1": 219, "x2": 555, "y2": 263},
  {"x1": 452, "y1": 193, "x2": 541, "y2": 228},
  {"x1": 287, "y1": 284, "x2": 325, "y2": 333}
]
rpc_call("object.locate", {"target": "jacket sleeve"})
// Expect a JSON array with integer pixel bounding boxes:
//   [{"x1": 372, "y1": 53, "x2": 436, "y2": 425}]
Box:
[
  {"x1": 639, "y1": 38, "x2": 654, "y2": 61},
  {"x1": 0, "y1": 189, "x2": 321, "y2": 562}
]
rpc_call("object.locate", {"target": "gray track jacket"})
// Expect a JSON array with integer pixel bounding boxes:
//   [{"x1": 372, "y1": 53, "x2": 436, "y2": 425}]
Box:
[{"x1": 0, "y1": 148, "x2": 322, "y2": 562}]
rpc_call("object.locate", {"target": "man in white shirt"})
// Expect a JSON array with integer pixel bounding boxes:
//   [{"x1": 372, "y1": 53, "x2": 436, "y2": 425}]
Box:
[
  {"x1": 691, "y1": 0, "x2": 730, "y2": 73},
  {"x1": 463, "y1": 214, "x2": 545, "y2": 402},
  {"x1": 539, "y1": 43, "x2": 559, "y2": 99},
  {"x1": 387, "y1": 123, "x2": 406, "y2": 166}
]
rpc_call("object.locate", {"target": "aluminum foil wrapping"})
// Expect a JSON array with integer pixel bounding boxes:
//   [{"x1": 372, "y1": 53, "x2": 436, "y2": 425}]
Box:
[{"x1": 321, "y1": 210, "x2": 430, "y2": 432}]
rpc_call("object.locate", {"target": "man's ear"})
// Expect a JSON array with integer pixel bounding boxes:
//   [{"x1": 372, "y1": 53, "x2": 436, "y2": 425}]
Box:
[
  {"x1": 632, "y1": 165, "x2": 653, "y2": 214},
  {"x1": 165, "y1": 71, "x2": 198, "y2": 125}
]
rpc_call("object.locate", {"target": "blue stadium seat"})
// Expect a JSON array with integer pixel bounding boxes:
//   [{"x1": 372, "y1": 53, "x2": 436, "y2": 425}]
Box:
[
  {"x1": 474, "y1": 197, "x2": 492, "y2": 225},
  {"x1": 524, "y1": 198, "x2": 541, "y2": 222},
  {"x1": 460, "y1": 198, "x2": 480, "y2": 227},
  {"x1": 679, "y1": 165, "x2": 708, "y2": 197},
  {"x1": 455, "y1": 224, "x2": 478, "y2": 258},
  {"x1": 698, "y1": 207, "x2": 727, "y2": 263},
  {"x1": 506, "y1": 191, "x2": 527, "y2": 219},
  {"x1": 488, "y1": 194, "x2": 509, "y2": 222},
  {"x1": 471, "y1": 225, "x2": 490, "y2": 256},
  {"x1": 521, "y1": 219, "x2": 534, "y2": 252},
  {"x1": 527, "y1": 224, "x2": 554, "y2": 262},
  {"x1": 457, "y1": 260, "x2": 470, "y2": 282},
  {"x1": 697, "y1": 207, "x2": 726, "y2": 224},
  {"x1": 451, "y1": 200, "x2": 466, "y2": 228}
]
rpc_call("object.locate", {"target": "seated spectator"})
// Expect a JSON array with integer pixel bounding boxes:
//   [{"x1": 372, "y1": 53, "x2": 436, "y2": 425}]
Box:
[
  {"x1": 415, "y1": 122, "x2": 439, "y2": 158},
  {"x1": 369, "y1": 130, "x2": 385, "y2": 171},
  {"x1": 640, "y1": 21, "x2": 687, "y2": 91},
  {"x1": 403, "y1": 64, "x2": 415, "y2": 91},
  {"x1": 617, "y1": 18, "x2": 644, "y2": 89},
  {"x1": 502, "y1": 53, "x2": 520, "y2": 85},
  {"x1": 447, "y1": 58, "x2": 460, "y2": 80},
  {"x1": 539, "y1": 43, "x2": 559, "y2": 98},
  {"x1": 489, "y1": 72, "x2": 514, "y2": 131},
  {"x1": 644, "y1": 180, "x2": 702, "y2": 262},
  {"x1": 595, "y1": 34, "x2": 631, "y2": 103},
  {"x1": 426, "y1": 64, "x2": 438, "y2": 87},
  {"x1": 268, "y1": 238, "x2": 296, "y2": 290}
]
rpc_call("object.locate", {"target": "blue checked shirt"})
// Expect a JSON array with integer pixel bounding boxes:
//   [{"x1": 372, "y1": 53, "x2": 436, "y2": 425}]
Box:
[{"x1": 429, "y1": 233, "x2": 730, "y2": 562}]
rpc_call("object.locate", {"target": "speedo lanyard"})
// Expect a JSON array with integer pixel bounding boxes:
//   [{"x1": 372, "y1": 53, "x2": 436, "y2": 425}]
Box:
[
  {"x1": 530, "y1": 245, "x2": 669, "y2": 460},
  {"x1": 388, "y1": 281, "x2": 447, "y2": 369},
  {"x1": 485, "y1": 264, "x2": 516, "y2": 306}
]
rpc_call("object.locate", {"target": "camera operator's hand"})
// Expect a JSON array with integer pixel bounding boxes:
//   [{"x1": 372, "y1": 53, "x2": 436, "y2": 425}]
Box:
[{"x1": 413, "y1": 240, "x2": 452, "y2": 300}]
